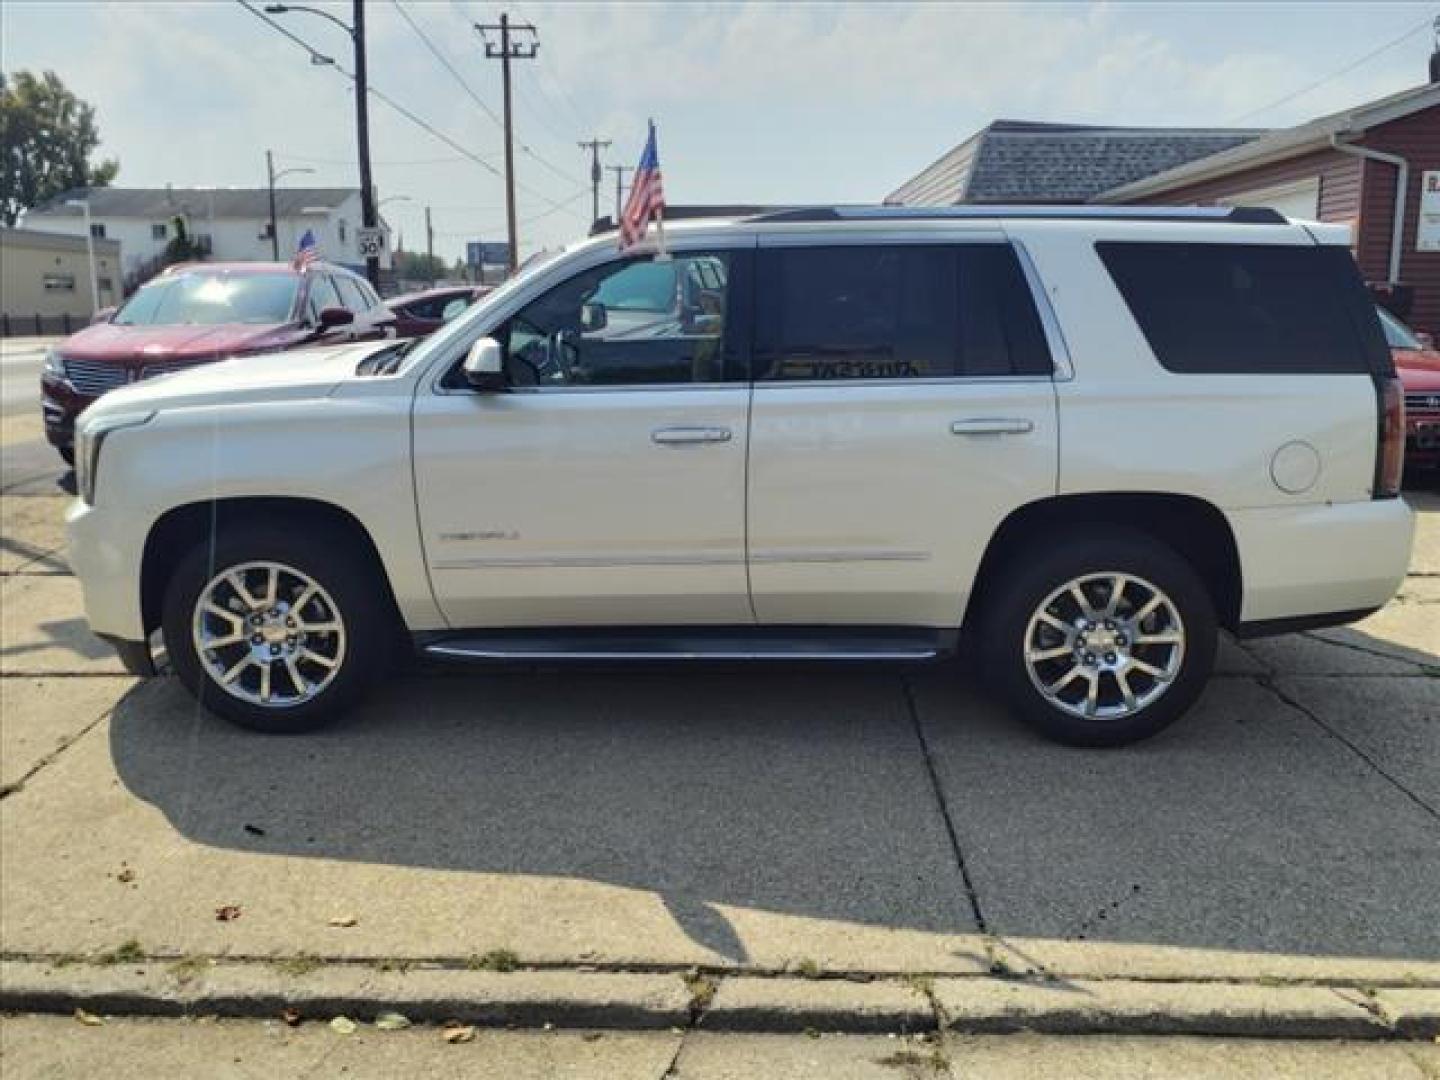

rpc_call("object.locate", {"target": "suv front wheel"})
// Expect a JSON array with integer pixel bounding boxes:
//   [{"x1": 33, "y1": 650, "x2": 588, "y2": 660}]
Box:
[
  {"x1": 983, "y1": 529, "x2": 1218, "y2": 747},
  {"x1": 162, "y1": 524, "x2": 392, "y2": 733}
]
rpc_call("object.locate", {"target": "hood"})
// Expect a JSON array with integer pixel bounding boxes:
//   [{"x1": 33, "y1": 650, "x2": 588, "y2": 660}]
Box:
[
  {"x1": 58, "y1": 320, "x2": 295, "y2": 364},
  {"x1": 1395, "y1": 347, "x2": 1440, "y2": 392},
  {"x1": 84, "y1": 340, "x2": 396, "y2": 419}
]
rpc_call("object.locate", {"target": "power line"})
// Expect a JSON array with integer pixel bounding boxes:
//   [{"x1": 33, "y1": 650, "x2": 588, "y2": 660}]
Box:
[
  {"x1": 389, "y1": 0, "x2": 583, "y2": 189},
  {"x1": 236, "y1": 0, "x2": 585, "y2": 223},
  {"x1": 1229, "y1": 17, "x2": 1433, "y2": 124},
  {"x1": 275, "y1": 152, "x2": 472, "y2": 167}
]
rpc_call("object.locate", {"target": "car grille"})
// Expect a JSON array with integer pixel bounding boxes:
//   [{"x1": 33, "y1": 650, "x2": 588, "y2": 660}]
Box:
[
  {"x1": 63, "y1": 357, "x2": 209, "y2": 396},
  {"x1": 1405, "y1": 392, "x2": 1440, "y2": 416},
  {"x1": 61, "y1": 358, "x2": 131, "y2": 395}
]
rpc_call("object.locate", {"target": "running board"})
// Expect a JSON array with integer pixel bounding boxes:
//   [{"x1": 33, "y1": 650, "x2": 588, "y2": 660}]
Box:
[{"x1": 419, "y1": 627, "x2": 950, "y2": 663}]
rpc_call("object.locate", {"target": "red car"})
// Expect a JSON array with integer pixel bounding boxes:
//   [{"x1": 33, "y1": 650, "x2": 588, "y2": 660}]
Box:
[
  {"x1": 384, "y1": 284, "x2": 488, "y2": 339},
  {"x1": 41, "y1": 261, "x2": 395, "y2": 463},
  {"x1": 1376, "y1": 306, "x2": 1440, "y2": 476}
]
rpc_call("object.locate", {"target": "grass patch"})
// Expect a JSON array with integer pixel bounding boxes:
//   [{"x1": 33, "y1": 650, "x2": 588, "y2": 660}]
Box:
[
  {"x1": 793, "y1": 958, "x2": 822, "y2": 979},
  {"x1": 271, "y1": 953, "x2": 323, "y2": 977},
  {"x1": 93, "y1": 939, "x2": 145, "y2": 966},
  {"x1": 465, "y1": 949, "x2": 519, "y2": 973},
  {"x1": 876, "y1": 1047, "x2": 950, "y2": 1073},
  {"x1": 682, "y1": 971, "x2": 718, "y2": 1011},
  {"x1": 168, "y1": 955, "x2": 213, "y2": 984}
]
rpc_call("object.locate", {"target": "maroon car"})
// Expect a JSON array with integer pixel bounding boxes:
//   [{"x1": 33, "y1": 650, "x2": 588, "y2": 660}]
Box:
[
  {"x1": 1376, "y1": 306, "x2": 1440, "y2": 476},
  {"x1": 41, "y1": 261, "x2": 394, "y2": 463},
  {"x1": 385, "y1": 284, "x2": 488, "y2": 339}
]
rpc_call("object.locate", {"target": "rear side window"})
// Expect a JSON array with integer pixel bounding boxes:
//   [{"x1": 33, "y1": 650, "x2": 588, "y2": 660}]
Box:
[
  {"x1": 333, "y1": 275, "x2": 370, "y2": 313},
  {"x1": 1096, "y1": 242, "x2": 1381, "y2": 374},
  {"x1": 754, "y1": 244, "x2": 1052, "y2": 381}
]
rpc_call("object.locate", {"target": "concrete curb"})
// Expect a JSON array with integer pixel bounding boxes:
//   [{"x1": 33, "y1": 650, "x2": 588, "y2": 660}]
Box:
[{"x1": 3, "y1": 960, "x2": 1438, "y2": 1039}]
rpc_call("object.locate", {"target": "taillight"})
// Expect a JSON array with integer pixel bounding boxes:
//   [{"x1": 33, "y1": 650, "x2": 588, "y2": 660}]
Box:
[{"x1": 1374, "y1": 375, "x2": 1405, "y2": 499}]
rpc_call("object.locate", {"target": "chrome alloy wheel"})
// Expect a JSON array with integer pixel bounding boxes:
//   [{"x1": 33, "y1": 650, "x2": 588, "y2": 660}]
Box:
[
  {"x1": 191, "y1": 561, "x2": 346, "y2": 708},
  {"x1": 1022, "y1": 572, "x2": 1185, "y2": 721}
]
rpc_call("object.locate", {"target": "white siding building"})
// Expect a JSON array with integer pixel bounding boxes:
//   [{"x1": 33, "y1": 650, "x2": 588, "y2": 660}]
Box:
[{"x1": 21, "y1": 187, "x2": 389, "y2": 288}]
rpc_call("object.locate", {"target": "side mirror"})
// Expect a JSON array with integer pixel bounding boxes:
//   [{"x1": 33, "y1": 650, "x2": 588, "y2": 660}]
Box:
[
  {"x1": 580, "y1": 301, "x2": 607, "y2": 332},
  {"x1": 462, "y1": 336, "x2": 507, "y2": 391},
  {"x1": 318, "y1": 306, "x2": 355, "y2": 329},
  {"x1": 1417, "y1": 331, "x2": 1435, "y2": 350}
]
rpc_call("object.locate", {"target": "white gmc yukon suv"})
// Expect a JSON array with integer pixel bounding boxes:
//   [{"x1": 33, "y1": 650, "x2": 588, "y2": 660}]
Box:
[{"x1": 67, "y1": 207, "x2": 1415, "y2": 746}]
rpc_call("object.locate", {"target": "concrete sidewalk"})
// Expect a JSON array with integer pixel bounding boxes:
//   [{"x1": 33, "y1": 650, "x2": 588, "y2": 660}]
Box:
[
  {"x1": 1, "y1": 487, "x2": 1437, "y2": 1047},
  {"x1": 5, "y1": 1016, "x2": 1437, "y2": 1080}
]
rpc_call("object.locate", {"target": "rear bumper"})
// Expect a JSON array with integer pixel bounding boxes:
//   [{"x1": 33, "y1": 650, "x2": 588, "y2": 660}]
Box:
[{"x1": 1229, "y1": 498, "x2": 1414, "y2": 624}]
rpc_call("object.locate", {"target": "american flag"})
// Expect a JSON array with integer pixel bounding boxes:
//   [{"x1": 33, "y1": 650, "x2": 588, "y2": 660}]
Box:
[
  {"x1": 619, "y1": 122, "x2": 665, "y2": 251},
  {"x1": 292, "y1": 229, "x2": 320, "y2": 269}
]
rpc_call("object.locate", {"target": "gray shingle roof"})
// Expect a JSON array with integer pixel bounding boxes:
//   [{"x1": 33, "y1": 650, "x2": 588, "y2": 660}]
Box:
[
  {"x1": 28, "y1": 187, "x2": 356, "y2": 220},
  {"x1": 888, "y1": 121, "x2": 1265, "y2": 206}
]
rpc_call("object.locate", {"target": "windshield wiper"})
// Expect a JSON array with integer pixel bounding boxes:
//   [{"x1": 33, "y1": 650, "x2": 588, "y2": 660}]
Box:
[{"x1": 356, "y1": 339, "x2": 416, "y2": 376}]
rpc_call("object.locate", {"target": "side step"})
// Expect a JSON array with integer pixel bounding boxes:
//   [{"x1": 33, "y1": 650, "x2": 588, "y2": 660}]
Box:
[{"x1": 419, "y1": 626, "x2": 951, "y2": 663}]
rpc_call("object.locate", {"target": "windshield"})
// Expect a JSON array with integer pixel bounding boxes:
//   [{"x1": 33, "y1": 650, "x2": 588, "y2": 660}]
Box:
[
  {"x1": 114, "y1": 272, "x2": 299, "y2": 326},
  {"x1": 591, "y1": 262, "x2": 677, "y2": 312},
  {"x1": 1376, "y1": 305, "x2": 1421, "y2": 350}
]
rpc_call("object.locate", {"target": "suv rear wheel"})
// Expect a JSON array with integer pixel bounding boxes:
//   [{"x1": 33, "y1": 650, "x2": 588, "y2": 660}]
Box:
[
  {"x1": 162, "y1": 524, "x2": 392, "y2": 733},
  {"x1": 982, "y1": 529, "x2": 1217, "y2": 747}
]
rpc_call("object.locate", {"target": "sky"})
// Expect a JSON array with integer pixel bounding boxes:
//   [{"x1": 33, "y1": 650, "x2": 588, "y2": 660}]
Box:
[{"x1": 4, "y1": 1, "x2": 1437, "y2": 262}]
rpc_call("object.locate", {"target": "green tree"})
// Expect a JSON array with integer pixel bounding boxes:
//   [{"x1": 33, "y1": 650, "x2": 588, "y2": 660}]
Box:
[
  {"x1": 0, "y1": 70, "x2": 119, "y2": 226},
  {"x1": 394, "y1": 249, "x2": 446, "y2": 282}
]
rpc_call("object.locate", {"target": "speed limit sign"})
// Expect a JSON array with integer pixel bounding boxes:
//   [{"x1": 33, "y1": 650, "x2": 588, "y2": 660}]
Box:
[{"x1": 357, "y1": 227, "x2": 387, "y2": 258}]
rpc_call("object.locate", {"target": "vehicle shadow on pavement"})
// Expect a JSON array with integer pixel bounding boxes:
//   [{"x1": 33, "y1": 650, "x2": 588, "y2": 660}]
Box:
[{"x1": 106, "y1": 648, "x2": 1440, "y2": 966}]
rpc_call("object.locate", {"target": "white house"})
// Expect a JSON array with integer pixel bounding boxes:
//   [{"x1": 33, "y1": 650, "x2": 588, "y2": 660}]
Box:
[{"x1": 21, "y1": 186, "x2": 390, "y2": 288}]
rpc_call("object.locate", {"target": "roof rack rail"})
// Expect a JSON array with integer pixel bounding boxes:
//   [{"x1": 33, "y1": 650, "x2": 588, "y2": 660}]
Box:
[{"x1": 745, "y1": 205, "x2": 1287, "y2": 225}]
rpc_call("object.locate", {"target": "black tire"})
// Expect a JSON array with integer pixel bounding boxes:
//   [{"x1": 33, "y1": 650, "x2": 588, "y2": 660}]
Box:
[
  {"x1": 59, "y1": 446, "x2": 75, "y2": 467},
  {"x1": 981, "y1": 528, "x2": 1218, "y2": 748},
  {"x1": 162, "y1": 522, "x2": 394, "y2": 733}
]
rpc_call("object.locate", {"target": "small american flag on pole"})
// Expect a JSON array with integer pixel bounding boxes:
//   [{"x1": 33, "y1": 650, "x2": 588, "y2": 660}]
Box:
[
  {"x1": 619, "y1": 121, "x2": 665, "y2": 252},
  {"x1": 292, "y1": 229, "x2": 320, "y2": 269}
]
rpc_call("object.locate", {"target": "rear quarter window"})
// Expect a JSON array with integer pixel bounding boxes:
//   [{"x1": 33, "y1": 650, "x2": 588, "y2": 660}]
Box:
[{"x1": 1096, "y1": 242, "x2": 1387, "y2": 375}]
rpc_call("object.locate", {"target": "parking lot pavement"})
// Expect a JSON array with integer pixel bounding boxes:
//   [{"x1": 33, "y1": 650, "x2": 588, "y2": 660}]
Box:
[{"x1": 0, "y1": 488, "x2": 1436, "y2": 1000}]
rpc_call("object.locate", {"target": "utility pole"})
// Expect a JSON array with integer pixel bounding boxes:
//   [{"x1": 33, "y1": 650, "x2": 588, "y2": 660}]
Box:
[
  {"x1": 607, "y1": 164, "x2": 633, "y2": 222},
  {"x1": 425, "y1": 205, "x2": 435, "y2": 285},
  {"x1": 353, "y1": 0, "x2": 379, "y2": 288},
  {"x1": 476, "y1": 13, "x2": 538, "y2": 275},
  {"x1": 577, "y1": 137, "x2": 611, "y2": 228}
]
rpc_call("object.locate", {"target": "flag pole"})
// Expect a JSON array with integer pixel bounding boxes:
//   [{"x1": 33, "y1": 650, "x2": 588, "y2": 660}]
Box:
[{"x1": 651, "y1": 119, "x2": 669, "y2": 261}]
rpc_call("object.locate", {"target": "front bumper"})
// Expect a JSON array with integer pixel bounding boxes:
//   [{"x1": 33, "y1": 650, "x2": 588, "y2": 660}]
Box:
[
  {"x1": 66, "y1": 497, "x2": 148, "y2": 644},
  {"x1": 40, "y1": 375, "x2": 96, "y2": 450},
  {"x1": 1407, "y1": 417, "x2": 1440, "y2": 468}
]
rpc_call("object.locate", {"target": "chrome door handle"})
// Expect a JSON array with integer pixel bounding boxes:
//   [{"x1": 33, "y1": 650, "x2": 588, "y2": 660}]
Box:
[
  {"x1": 950, "y1": 418, "x2": 1034, "y2": 436},
  {"x1": 651, "y1": 426, "x2": 733, "y2": 446}
]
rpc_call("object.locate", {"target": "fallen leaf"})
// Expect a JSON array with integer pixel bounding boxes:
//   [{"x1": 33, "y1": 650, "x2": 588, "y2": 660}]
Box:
[
  {"x1": 215, "y1": 905, "x2": 241, "y2": 922},
  {"x1": 280, "y1": 1008, "x2": 302, "y2": 1027},
  {"x1": 329, "y1": 1016, "x2": 357, "y2": 1035},
  {"x1": 116, "y1": 868, "x2": 136, "y2": 884},
  {"x1": 374, "y1": 1011, "x2": 411, "y2": 1031},
  {"x1": 327, "y1": 915, "x2": 359, "y2": 928},
  {"x1": 74, "y1": 1008, "x2": 104, "y2": 1026},
  {"x1": 441, "y1": 1022, "x2": 476, "y2": 1044}
]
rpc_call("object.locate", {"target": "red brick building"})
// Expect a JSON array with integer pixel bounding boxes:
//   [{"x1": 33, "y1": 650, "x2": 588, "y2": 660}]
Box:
[{"x1": 1097, "y1": 83, "x2": 1440, "y2": 339}]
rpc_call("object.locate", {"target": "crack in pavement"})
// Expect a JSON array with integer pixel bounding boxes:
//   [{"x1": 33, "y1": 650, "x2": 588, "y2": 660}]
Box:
[
  {"x1": 0, "y1": 703, "x2": 113, "y2": 800},
  {"x1": 900, "y1": 678, "x2": 988, "y2": 935},
  {"x1": 1298, "y1": 630, "x2": 1440, "y2": 671},
  {"x1": 1230, "y1": 636, "x2": 1440, "y2": 823}
]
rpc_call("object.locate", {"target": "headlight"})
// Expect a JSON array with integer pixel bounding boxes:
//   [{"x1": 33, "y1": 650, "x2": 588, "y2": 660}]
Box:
[
  {"x1": 76, "y1": 410, "x2": 154, "y2": 505},
  {"x1": 43, "y1": 348, "x2": 68, "y2": 380}
]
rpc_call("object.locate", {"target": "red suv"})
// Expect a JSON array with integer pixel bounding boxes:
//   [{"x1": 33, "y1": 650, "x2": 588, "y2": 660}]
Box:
[
  {"x1": 384, "y1": 284, "x2": 488, "y2": 339},
  {"x1": 41, "y1": 261, "x2": 394, "y2": 463},
  {"x1": 1376, "y1": 306, "x2": 1440, "y2": 475}
]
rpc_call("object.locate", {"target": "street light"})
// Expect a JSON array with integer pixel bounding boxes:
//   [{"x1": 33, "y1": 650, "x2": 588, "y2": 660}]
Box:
[
  {"x1": 64, "y1": 199, "x2": 100, "y2": 316},
  {"x1": 265, "y1": 1, "x2": 380, "y2": 288},
  {"x1": 265, "y1": 152, "x2": 316, "y2": 261}
]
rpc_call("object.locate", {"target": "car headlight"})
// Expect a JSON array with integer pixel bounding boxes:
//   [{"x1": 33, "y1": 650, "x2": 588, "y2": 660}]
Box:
[
  {"x1": 43, "y1": 348, "x2": 68, "y2": 380},
  {"x1": 76, "y1": 410, "x2": 154, "y2": 505}
]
